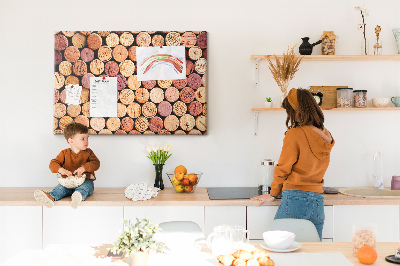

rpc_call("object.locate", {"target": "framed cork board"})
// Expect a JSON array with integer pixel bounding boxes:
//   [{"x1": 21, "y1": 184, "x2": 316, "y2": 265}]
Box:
[{"x1": 54, "y1": 31, "x2": 207, "y2": 135}]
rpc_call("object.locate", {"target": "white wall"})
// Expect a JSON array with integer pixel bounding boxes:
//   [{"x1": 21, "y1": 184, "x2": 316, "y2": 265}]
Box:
[{"x1": 1, "y1": 0, "x2": 400, "y2": 188}]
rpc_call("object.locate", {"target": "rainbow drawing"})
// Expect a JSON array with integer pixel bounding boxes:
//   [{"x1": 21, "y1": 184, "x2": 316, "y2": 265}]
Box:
[{"x1": 140, "y1": 54, "x2": 184, "y2": 74}]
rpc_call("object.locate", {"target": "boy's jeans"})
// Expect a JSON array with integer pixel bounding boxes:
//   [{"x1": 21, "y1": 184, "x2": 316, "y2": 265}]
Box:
[
  {"x1": 50, "y1": 180, "x2": 94, "y2": 201},
  {"x1": 274, "y1": 190, "x2": 324, "y2": 240}
]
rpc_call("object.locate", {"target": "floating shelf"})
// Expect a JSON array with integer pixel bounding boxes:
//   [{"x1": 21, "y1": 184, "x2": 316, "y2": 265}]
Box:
[
  {"x1": 252, "y1": 107, "x2": 400, "y2": 111},
  {"x1": 250, "y1": 55, "x2": 400, "y2": 61}
]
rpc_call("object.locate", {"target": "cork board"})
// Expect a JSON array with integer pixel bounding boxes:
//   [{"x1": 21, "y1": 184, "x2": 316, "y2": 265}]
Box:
[{"x1": 53, "y1": 31, "x2": 207, "y2": 135}]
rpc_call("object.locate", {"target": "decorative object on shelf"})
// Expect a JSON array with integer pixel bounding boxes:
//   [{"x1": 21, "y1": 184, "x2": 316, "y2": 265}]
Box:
[
  {"x1": 299, "y1": 37, "x2": 322, "y2": 55},
  {"x1": 146, "y1": 145, "x2": 172, "y2": 190},
  {"x1": 337, "y1": 88, "x2": 354, "y2": 107},
  {"x1": 125, "y1": 182, "x2": 160, "y2": 201},
  {"x1": 392, "y1": 28, "x2": 400, "y2": 54},
  {"x1": 355, "y1": 5, "x2": 370, "y2": 55},
  {"x1": 391, "y1": 96, "x2": 400, "y2": 107},
  {"x1": 354, "y1": 90, "x2": 367, "y2": 108},
  {"x1": 167, "y1": 165, "x2": 202, "y2": 193},
  {"x1": 311, "y1": 91, "x2": 323, "y2": 106},
  {"x1": 264, "y1": 97, "x2": 273, "y2": 108},
  {"x1": 266, "y1": 46, "x2": 304, "y2": 99},
  {"x1": 320, "y1": 31, "x2": 337, "y2": 55},
  {"x1": 372, "y1": 98, "x2": 390, "y2": 107},
  {"x1": 111, "y1": 219, "x2": 164, "y2": 266},
  {"x1": 374, "y1": 26, "x2": 382, "y2": 55},
  {"x1": 309, "y1": 86, "x2": 347, "y2": 108}
]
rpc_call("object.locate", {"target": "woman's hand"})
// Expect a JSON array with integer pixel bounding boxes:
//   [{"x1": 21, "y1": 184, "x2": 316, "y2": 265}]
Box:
[{"x1": 250, "y1": 194, "x2": 275, "y2": 207}]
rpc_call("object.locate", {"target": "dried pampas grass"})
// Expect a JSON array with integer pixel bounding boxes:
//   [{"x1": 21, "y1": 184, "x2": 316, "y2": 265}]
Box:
[{"x1": 267, "y1": 46, "x2": 303, "y2": 96}]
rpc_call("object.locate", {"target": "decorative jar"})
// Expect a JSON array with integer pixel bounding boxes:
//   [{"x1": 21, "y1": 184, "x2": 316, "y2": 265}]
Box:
[
  {"x1": 337, "y1": 88, "x2": 353, "y2": 108},
  {"x1": 353, "y1": 90, "x2": 367, "y2": 108}
]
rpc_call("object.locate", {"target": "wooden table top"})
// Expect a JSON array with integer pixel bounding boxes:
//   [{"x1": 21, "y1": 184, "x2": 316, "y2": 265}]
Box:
[{"x1": 1, "y1": 187, "x2": 399, "y2": 206}]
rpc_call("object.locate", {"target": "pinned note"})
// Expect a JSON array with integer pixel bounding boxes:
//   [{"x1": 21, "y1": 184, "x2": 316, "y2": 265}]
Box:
[
  {"x1": 65, "y1": 85, "x2": 82, "y2": 105},
  {"x1": 90, "y1": 77, "x2": 117, "y2": 117}
]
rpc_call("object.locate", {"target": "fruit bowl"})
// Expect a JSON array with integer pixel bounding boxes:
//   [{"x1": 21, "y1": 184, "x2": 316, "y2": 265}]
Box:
[{"x1": 166, "y1": 172, "x2": 202, "y2": 193}]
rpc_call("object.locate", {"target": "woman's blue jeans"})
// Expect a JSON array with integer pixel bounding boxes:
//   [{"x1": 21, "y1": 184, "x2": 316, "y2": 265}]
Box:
[
  {"x1": 50, "y1": 180, "x2": 94, "y2": 201},
  {"x1": 274, "y1": 190, "x2": 324, "y2": 240}
]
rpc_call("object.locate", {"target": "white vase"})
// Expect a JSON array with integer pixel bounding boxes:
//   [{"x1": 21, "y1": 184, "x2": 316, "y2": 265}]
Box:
[
  {"x1": 130, "y1": 250, "x2": 149, "y2": 266},
  {"x1": 264, "y1": 101, "x2": 273, "y2": 108}
]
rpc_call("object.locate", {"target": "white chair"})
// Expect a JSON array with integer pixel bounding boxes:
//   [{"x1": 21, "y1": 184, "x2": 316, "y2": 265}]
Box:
[
  {"x1": 267, "y1": 218, "x2": 321, "y2": 242},
  {"x1": 156, "y1": 221, "x2": 206, "y2": 250}
]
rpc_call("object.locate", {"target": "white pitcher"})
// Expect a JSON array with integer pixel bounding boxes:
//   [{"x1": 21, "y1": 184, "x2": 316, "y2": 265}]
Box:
[{"x1": 207, "y1": 225, "x2": 233, "y2": 256}]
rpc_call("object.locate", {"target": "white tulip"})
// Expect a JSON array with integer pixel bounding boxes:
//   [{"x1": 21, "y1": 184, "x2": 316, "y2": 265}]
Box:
[
  {"x1": 155, "y1": 145, "x2": 160, "y2": 151},
  {"x1": 164, "y1": 145, "x2": 171, "y2": 152},
  {"x1": 146, "y1": 146, "x2": 152, "y2": 153}
]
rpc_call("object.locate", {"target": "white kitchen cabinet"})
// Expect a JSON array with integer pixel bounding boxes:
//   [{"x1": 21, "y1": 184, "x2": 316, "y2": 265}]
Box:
[
  {"x1": 124, "y1": 206, "x2": 205, "y2": 232},
  {"x1": 204, "y1": 206, "x2": 246, "y2": 236},
  {"x1": 0, "y1": 206, "x2": 42, "y2": 264},
  {"x1": 247, "y1": 206, "x2": 333, "y2": 240},
  {"x1": 333, "y1": 205, "x2": 399, "y2": 242},
  {"x1": 247, "y1": 206, "x2": 279, "y2": 240},
  {"x1": 43, "y1": 206, "x2": 123, "y2": 247}
]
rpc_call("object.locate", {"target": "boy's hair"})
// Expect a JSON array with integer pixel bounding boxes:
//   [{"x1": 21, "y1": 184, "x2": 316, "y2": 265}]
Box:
[
  {"x1": 282, "y1": 88, "x2": 324, "y2": 129},
  {"x1": 64, "y1": 122, "x2": 88, "y2": 140}
]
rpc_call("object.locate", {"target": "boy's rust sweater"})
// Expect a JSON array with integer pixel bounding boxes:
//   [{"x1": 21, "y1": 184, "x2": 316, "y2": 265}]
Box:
[
  {"x1": 270, "y1": 125, "x2": 335, "y2": 197},
  {"x1": 49, "y1": 148, "x2": 100, "y2": 180}
]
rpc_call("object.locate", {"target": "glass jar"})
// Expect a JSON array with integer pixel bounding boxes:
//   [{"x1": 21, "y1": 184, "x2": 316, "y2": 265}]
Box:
[
  {"x1": 354, "y1": 90, "x2": 367, "y2": 108},
  {"x1": 337, "y1": 88, "x2": 353, "y2": 108},
  {"x1": 258, "y1": 159, "x2": 275, "y2": 195},
  {"x1": 352, "y1": 223, "x2": 377, "y2": 256}
]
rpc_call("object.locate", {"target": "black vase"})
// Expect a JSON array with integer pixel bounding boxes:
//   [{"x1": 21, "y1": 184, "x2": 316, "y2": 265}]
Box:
[
  {"x1": 154, "y1": 164, "x2": 164, "y2": 190},
  {"x1": 299, "y1": 37, "x2": 322, "y2": 55}
]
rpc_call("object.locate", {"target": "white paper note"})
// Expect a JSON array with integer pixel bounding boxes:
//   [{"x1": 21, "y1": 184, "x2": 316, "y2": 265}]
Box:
[
  {"x1": 90, "y1": 77, "x2": 117, "y2": 117},
  {"x1": 65, "y1": 84, "x2": 82, "y2": 105},
  {"x1": 137, "y1": 46, "x2": 186, "y2": 81}
]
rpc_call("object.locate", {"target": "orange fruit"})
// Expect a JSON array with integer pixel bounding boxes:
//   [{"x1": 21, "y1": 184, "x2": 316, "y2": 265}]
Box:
[
  {"x1": 357, "y1": 246, "x2": 377, "y2": 264},
  {"x1": 174, "y1": 165, "x2": 187, "y2": 175}
]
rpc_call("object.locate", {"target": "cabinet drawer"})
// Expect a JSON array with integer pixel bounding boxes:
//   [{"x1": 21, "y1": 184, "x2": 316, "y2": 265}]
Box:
[
  {"x1": 43, "y1": 206, "x2": 123, "y2": 247},
  {"x1": 333, "y1": 205, "x2": 399, "y2": 242}
]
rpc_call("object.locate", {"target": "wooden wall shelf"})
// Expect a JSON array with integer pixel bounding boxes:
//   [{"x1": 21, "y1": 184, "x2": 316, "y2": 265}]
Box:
[{"x1": 250, "y1": 55, "x2": 400, "y2": 61}]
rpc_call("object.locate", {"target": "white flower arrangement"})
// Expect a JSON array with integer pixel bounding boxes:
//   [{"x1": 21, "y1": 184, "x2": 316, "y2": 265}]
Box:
[
  {"x1": 146, "y1": 145, "x2": 172, "y2": 165},
  {"x1": 355, "y1": 5, "x2": 370, "y2": 55},
  {"x1": 111, "y1": 219, "x2": 164, "y2": 255}
]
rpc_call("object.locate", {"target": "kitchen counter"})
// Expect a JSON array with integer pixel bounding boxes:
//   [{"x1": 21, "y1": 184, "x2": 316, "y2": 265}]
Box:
[{"x1": 1, "y1": 187, "x2": 400, "y2": 206}]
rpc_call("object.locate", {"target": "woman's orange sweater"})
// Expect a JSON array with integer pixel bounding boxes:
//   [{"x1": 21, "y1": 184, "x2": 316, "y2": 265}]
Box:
[{"x1": 270, "y1": 125, "x2": 335, "y2": 197}]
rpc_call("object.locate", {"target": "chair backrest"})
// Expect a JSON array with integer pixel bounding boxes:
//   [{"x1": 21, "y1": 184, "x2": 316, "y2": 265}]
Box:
[
  {"x1": 158, "y1": 221, "x2": 203, "y2": 234},
  {"x1": 267, "y1": 219, "x2": 320, "y2": 242}
]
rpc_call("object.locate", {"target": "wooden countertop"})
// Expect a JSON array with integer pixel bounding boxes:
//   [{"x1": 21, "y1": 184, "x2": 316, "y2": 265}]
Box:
[{"x1": 1, "y1": 187, "x2": 400, "y2": 206}]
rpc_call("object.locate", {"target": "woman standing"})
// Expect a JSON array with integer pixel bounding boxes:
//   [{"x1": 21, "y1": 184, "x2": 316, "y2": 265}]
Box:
[{"x1": 251, "y1": 88, "x2": 335, "y2": 240}]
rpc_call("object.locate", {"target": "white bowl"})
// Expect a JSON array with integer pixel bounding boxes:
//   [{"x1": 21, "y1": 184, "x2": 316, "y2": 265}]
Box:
[
  {"x1": 263, "y1": 230, "x2": 295, "y2": 250},
  {"x1": 57, "y1": 173, "x2": 86, "y2": 189},
  {"x1": 372, "y1": 98, "x2": 390, "y2": 107}
]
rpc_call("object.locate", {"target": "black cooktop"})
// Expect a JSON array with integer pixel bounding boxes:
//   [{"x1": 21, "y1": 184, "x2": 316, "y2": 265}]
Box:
[{"x1": 207, "y1": 187, "x2": 259, "y2": 200}]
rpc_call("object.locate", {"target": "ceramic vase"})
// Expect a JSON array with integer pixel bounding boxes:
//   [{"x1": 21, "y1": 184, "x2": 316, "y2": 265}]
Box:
[
  {"x1": 130, "y1": 250, "x2": 149, "y2": 266},
  {"x1": 154, "y1": 164, "x2": 164, "y2": 190},
  {"x1": 264, "y1": 101, "x2": 273, "y2": 108}
]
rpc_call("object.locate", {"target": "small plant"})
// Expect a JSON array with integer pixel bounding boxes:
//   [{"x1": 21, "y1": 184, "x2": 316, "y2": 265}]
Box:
[
  {"x1": 146, "y1": 145, "x2": 172, "y2": 165},
  {"x1": 355, "y1": 5, "x2": 369, "y2": 55},
  {"x1": 111, "y1": 219, "x2": 164, "y2": 256},
  {"x1": 265, "y1": 97, "x2": 272, "y2": 102}
]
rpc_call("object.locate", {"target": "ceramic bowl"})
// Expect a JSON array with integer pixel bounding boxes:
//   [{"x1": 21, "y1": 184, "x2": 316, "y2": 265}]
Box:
[
  {"x1": 166, "y1": 172, "x2": 202, "y2": 193},
  {"x1": 372, "y1": 98, "x2": 390, "y2": 107},
  {"x1": 263, "y1": 230, "x2": 295, "y2": 250}
]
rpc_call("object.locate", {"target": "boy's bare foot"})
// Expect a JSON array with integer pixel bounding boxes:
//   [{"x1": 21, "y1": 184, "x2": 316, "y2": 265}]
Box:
[
  {"x1": 34, "y1": 190, "x2": 54, "y2": 208},
  {"x1": 71, "y1": 191, "x2": 83, "y2": 209}
]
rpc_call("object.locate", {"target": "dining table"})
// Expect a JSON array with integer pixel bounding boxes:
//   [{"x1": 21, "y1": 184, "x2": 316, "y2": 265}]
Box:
[{"x1": 2, "y1": 242, "x2": 399, "y2": 266}]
